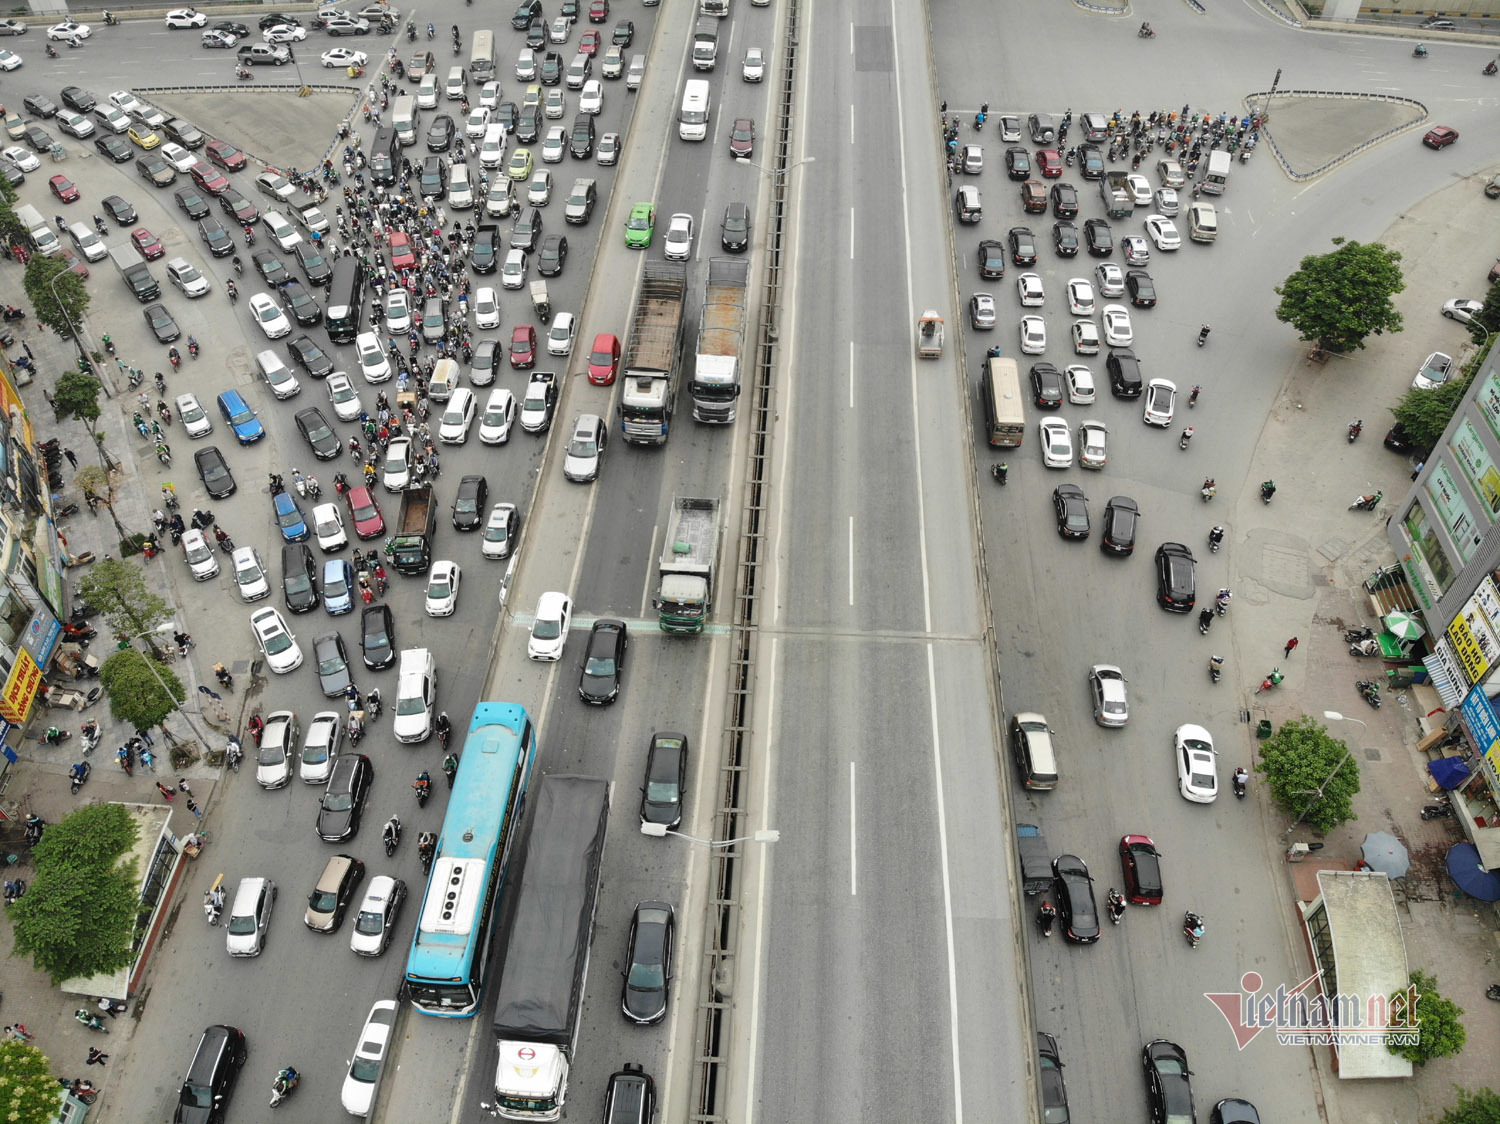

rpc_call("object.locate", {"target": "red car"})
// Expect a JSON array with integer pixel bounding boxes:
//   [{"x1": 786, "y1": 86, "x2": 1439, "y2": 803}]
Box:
[
  {"x1": 579, "y1": 29, "x2": 600, "y2": 55},
  {"x1": 49, "y1": 174, "x2": 80, "y2": 203},
  {"x1": 1035, "y1": 149, "x2": 1062, "y2": 178},
  {"x1": 205, "y1": 139, "x2": 248, "y2": 171},
  {"x1": 586, "y1": 332, "x2": 619, "y2": 385},
  {"x1": 344, "y1": 484, "x2": 385, "y2": 539},
  {"x1": 728, "y1": 116, "x2": 756, "y2": 160},
  {"x1": 191, "y1": 163, "x2": 231, "y2": 195},
  {"x1": 588, "y1": 0, "x2": 608, "y2": 21},
  {"x1": 131, "y1": 226, "x2": 165, "y2": 260},
  {"x1": 509, "y1": 324, "x2": 537, "y2": 369},
  {"x1": 1422, "y1": 125, "x2": 1459, "y2": 150},
  {"x1": 1118, "y1": 834, "x2": 1163, "y2": 905},
  {"x1": 388, "y1": 229, "x2": 416, "y2": 270}
]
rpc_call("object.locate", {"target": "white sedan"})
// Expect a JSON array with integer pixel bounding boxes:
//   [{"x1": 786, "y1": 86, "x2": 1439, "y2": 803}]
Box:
[
  {"x1": 473, "y1": 286, "x2": 500, "y2": 329},
  {"x1": 1065, "y1": 365, "x2": 1095, "y2": 404},
  {"x1": 1071, "y1": 321, "x2": 1100, "y2": 356},
  {"x1": 664, "y1": 213, "x2": 694, "y2": 262},
  {"x1": 250, "y1": 607, "x2": 302, "y2": 674},
  {"x1": 108, "y1": 90, "x2": 142, "y2": 114},
  {"x1": 1066, "y1": 278, "x2": 1095, "y2": 316},
  {"x1": 176, "y1": 392, "x2": 214, "y2": 437},
  {"x1": 1102, "y1": 304, "x2": 1133, "y2": 347},
  {"x1": 299, "y1": 711, "x2": 343, "y2": 784},
  {"x1": 264, "y1": 23, "x2": 306, "y2": 42},
  {"x1": 579, "y1": 79, "x2": 603, "y2": 115},
  {"x1": 248, "y1": 293, "x2": 291, "y2": 340},
  {"x1": 478, "y1": 387, "x2": 516, "y2": 444},
  {"x1": 501, "y1": 248, "x2": 528, "y2": 290},
  {"x1": 1017, "y1": 272, "x2": 1045, "y2": 307},
  {"x1": 355, "y1": 332, "x2": 391, "y2": 383},
  {"x1": 47, "y1": 21, "x2": 91, "y2": 41},
  {"x1": 465, "y1": 106, "x2": 491, "y2": 137},
  {"x1": 160, "y1": 142, "x2": 198, "y2": 172},
  {"x1": 1144, "y1": 214, "x2": 1180, "y2": 251},
  {"x1": 1078, "y1": 420, "x2": 1108, "y2": 469},
  {"x1": 341, "y1": 1000, "x2": 398, "y2": 1115},
  {"x1": 321, "y1": 47, "x2": 368, "y2": 68},
  {"x1": 255, "y1": 709, "x2": 298, "y2": 788},
  {"x1": 164, "y1": 8, "x2": 207, "y2": 27},
  {"x1": 1089, "y1": 664, "x2": 1129, "y2": 726},
  {"x1": 384, "y1": 289, "x2": 411, "y2": 332},
  {"x1": 1175, "y1": 723, "x2": 1218, "y2": 803},
  {"x1": 1095, "y1": 261, "x2": 1125, "y2": 298},
  {"x1": 1143, "y1": 378, "x2": 1177, "y2": 427},
  {"x1": 349, "y1": 882, "x2": 405, "y2": 958},
  {"x1": 1442, "y1": 298, "x2": 1482, "y2": 324},
  {"x1": 3, "y1": 146, "x2": 40, "y2": 172},
  {"x1": 1019, "y1": 316, "x2": 1046, "y2": 355},
  {"x1": 181, "y1": 528, "x2": 219, "y2": 581},
  {"x1": 381, "y1": 437, "x2": 411, "y2": 490},
  {"x1": 327, "y1": 372, "x2": 363, "y2": 421},
  {"x1": 424, "y1": 560, "x2": 461, "y2": 617},
  {"x1": 1039, "y1": 417, "x2": 1072, "y2": 468},
  {"x1": 1125, "y1": 173, "x2": 1152, "y2": 206},
  {"x1": 312, "y1": 503, "x2": 347, "y2": 551},
  {"x1": 743, "y1": 46, "x2": 765, "y2": 81},
  {"x1": 0, "y1": 50, "x2": 21, "y2": 72},
  {"x1": 527, "y1": 591, "x2": 572, "y2": 660}
]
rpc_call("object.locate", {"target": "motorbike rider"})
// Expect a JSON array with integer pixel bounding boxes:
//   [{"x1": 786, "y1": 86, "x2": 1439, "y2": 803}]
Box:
[
  {"x1": 1208, "y1": 526, "x2": 1225, "y2": 548},
  {"x1": 1261, "y1": 479, "x2": 1276, "y2": 501},
  {"x1": 382, "y1": 816, "x2": 400, "y2": 849},
  {"x1": 275, "y1": 1067, "x2": 300, "y2": 1094},
  {"x1": 1037, "y1": 900, "x2": 1057, "y2": 936},
  {"x1": 435, "y1": 711, "x2": 452, "y2": 747},
  {"x1": 1232, "y1": 766, "x2": 1249, "y2": 794},
  {"x1": 1216, "y1": 588, "x2": 1232, "y2": 612},
  {"x1": 1179, "y1": 426, "x2": 1194, "y2": 448},
  {"x1": 412, "y1": 770, "x2": 432, "y2": 799},
  {"x1": 442, "y1": 751, "x2": 459, "y2": 786},
  {"x1": 1201, "y1": 478, "x2": 1216, "y2": 499},
  {"x1": 417, "y1": 831, "x2": 436, "y2": 866},
  {"x1": 69, "y1": 761, "x2": 88, "y2": 783},
  {"x1": 1184, "y1": 911, "x2": 1206, "y2": 943},
  {"x1": 1198, "y1": 324, "x2": 1211, "y2": 344},
  {"x1": 1198, "y1": 608, "x2": 1213, "y2": 633},
  {"x1": 1106, "y1": 888, "x2": 1126, "y2": 923},
  {"x1": 1140, "y1": 21, "x2": 1152, "y2": 34}
]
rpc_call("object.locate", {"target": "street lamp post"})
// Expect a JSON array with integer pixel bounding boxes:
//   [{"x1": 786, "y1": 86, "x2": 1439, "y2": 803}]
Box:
[
  {"x1": 1283, "y1": 710, "x2": 1364, "y2": 834},
  {"x1": 46, "y1": 270, "x2": 111, "y2": 397},
  {"x1": 737, "y1": 155, "x2": 816, "y2": 185},
  {"x1": 640, "y1": 824, "x2": 780, "y2": 846},
  {"x1": 132, "y1": 624, "x2": 213, "y2": 754}
]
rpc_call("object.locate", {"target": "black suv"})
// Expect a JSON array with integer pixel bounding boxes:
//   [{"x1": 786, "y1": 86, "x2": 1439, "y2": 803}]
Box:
[
  {"x1": 512, "y1": 0, "x2": 543, "y2": 28},
  {"x1": 173, "y1": 1024, "x2": 246, "y2": 1124},
  {"x1": 1050, "y1": 182, "x2": 1078, "y2": 219},
  {"x1": 570, "y1": 113, "x2": 595, "y2": 158},
  {"x1": 471, "y1": 225, "x2": 499, "y2": 273},
  {"x1": 604, "y1": 1063, "x2": 657, "y2": 1124},
  {"x1": 1106, "y1": 348, "x2": 1142, "y2": 398},
  {"x1": 511, "y1": 207, "x2": 542, "y2": 253},
  {"x1": 1154, "y1": 542, "x2": 1196, "y2": 612},
  {"x1": 720, "y1": 201, "x2": 750, "y2": 252}
]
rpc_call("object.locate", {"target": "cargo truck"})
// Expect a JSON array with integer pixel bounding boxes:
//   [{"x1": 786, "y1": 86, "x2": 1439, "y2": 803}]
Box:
[
  {"x1": 1100, "y1": 171, "x2": 1132, "y2": 218},
  {"x1": 389, "y1": 484, "x2": 435, "y2": 574},
  {"x1": 16, "y1": 204, "x2": 60, "y2": 257},
  {"x1": 618, "y1": 260, "x2": 687, "y2": 446},
  {"x1": 489, "y1": 774, "x2": 609, "y2": 1122},
  {"x1": 691, "y1": 17, "x2": 719, "y2": 69},
  {"x1": 690, "y1": 258, "x2": 749, "y2": 424},
  {"x1": 1201, "y1": 150, "x2": 1230, "y2": 195},
  {"x1": 109, "y1": 244, "x2": 161, "y2": 302},
  {"x1": 653, "y1": 495, "x2": 722, "y2": 633}
]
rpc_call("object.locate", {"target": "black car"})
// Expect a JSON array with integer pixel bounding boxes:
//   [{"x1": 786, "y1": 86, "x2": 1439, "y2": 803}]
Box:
[
  {"x1": 61, "y1": 86, "x2": 98, "y2": 113},
  {"x1": 640, "y1": 730, "x2": 688, "y2": 830},
  {"x1": 1384, "y1": 420, "x2": 1420, "y2": 455},
  {"x1": 539, "y1": 50, "x2": 563, "y2": 85},
  {"x1": 198, "y1": 218, "x2": 235, "y2": 257},
  {"x1": 1052, "y1": 220, "x2": 1079, "y2": 257},
  {"x1": 525, "y1": 17, "x2": 546, "y2": 47},
  {"x1": 259, "y1": 12, "x2": 301, "y2": 29},
  {"x1": 1154, "y1": 541, "x2": 1196, "y2": 611},
  {"x1": 495, "y1": 101, "x2": 519, "y2": 131},
  {"x1": 360, "y1": 603, "x2": 395, "y2": 669},
  {"x1": 1037, "y1": 1032, "x2": 1070, "y2": 1124},
  {"x1": 1008, "y1": 226, "x2": 1037, "y2": 266},
  {"x1": 511, "y1": 207, "x2": 542, "y2": 253},
  {"x1": 537, "y1": 233, "x2": 568, "y2": 276},
  {"x1": 316, "y1": 752, "x2": 372, "y2": 841},
  {"x1": 1052, "y1": 853, "x2": 1099, "y2": 943},
  {"x1": 721, "y1": 201, "x2": 750, "y2": 252},
  {"x1": 977, "y1": 239, "x2": 1006, "y2": 280},
  {"x1": 579, "y1": 618, "x2": 627, "y2": 704},
  {"x1": 282, "y1": 279, "x2": 322, "y2": 325},
  {"x1": 1106, "y1": 348, "x2": 1142, "y2": 398},
  {"x1": 102, "y1": 194, "x2": 136, "y2": 225},
  {"x1": 1077, "y1": 143, "x2": 1104, "y2": 180},
  {"x1": 313, "y1": 632, "x2": 353, "y2": 697},
  {"x1": 1050, "y1": 182, "x2": 1078, "y2": 219},
  {"x1": 172, "y1": 1024, "x2": 246, "y2": 1124},
  {"x1": 620, "y1": 900, "x2": 674, "y2": 1024},
  {"x1": 1030, "y1": 362, "x2": 1064, "y2": 409},
  {"x1": 282, "y1": 542, "x2": 320, "y2": 613},
  {"x1": 425, "y1": 113, "x2": 455, "y2": 152},
  {"x1": 219, "y1": 189, "x2": 259, "y2": 225},
  {"x1": 1100, "y1": 495, "x2": 1139, "y2": 556},
  {"x1": 418, "y1": 155, "x2": 447, "y2": 199},
  {"x1": 174, "y1": 186, "x2": 210, "y2": 220},
  {"x1": 1126, "y1": 269, "x2": 1157, "y2": 308},
  {"x1": 1084, "y1": 218, "x2": 1113, "y2": 257},
  {"x1": 211, "y1": 20, "x2": 250, "y2": 37},
  {"x1": 251, "y1": 249, "x2": 288, "y2": 286},
  {"x1": 613, "y1": 18, "x2": 634, "y2": 44},
  {"x1": 444, "y1": 472, "x2": 485, "y2": 531},
  {"x1": 194, "y1": 446, "x2": 236, "y2": 498},
  {"x1": 94, "y1": 134, "x2": 132, "y2": 163},
  {"x1": 569, "y1": 113, "x2": 595, "y2": 158},
  {"x1": 136, "y1": 154, "x2": 175, "y2": 187},
  {"x1": 295, "y1": 241, "x2": 333, "y2": 286},
  {"x1": 1143, "y1": 1040, "x2": 1195, "y2": 1124},
  {"x1": 0, "y1": 161, "x2": 21, "y2": 188},
  {"x1": 1004, "y1": 145, "x2": 1031, "y2": 181},
  {"x1": 470, "y1": 225, "x2": 498, "y2": 272},
  {"x1": 603, "y1": 1064, "x2": 656, "y2": 1124},
  {"x1": 516, "y1": 103, "x2": 541, "y2": 144},
  {"x1": 295, "y1": 407, "x2": 340, "y2": 460},
  {"x1": 24, "y1": 126, "x2": 55, "y2": 153},
  {"x1": 1210, "y1": 1098, "x2": 1261, "y2": 1124},
  {"x1": 289, "y1": 335, "x2": 333, "y2": 378},
  {"x1": 22, "y1": 93, "x2": 57, "y2": 118},
  {"x1": 1053, "y1": 484, "x2": 1090, "y2": 540},
  {"x1": 143, "y1": 303, "x2": 181, "y2": 343}
]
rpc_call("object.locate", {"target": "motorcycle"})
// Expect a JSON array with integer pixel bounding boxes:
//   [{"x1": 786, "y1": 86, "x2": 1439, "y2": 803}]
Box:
[
  {"x1": 1413, "y1": 44, "x2": 1428, "y2": 57},
  {"x1": 1420, "y1": 798, "x2": 1452, "y2": 821},
  {"x1": 1179, "y1": 427, "x2": 1194, "y2": 450},
  {"x1": 236, "y1": 67, "x2": 253, "y2": 81},
  {"x1": 80, "y1": 721, "x2": 100, "y2": 756},
  {"x1": 102, "y1": 334, "x2": 114, "y2": 354},
  {"x1": 225, "y1": 736, "x2": 243, "y2": 773},
  {"x1": 1208, "y1": 655, "x2": 1224, "y2": 684},
  {"x1": 1255, "y1": 668, "x2": 1284, "y2": 694},
  {"x1": 45, "y1": 44, "x2": 58, "y2": 58},
  {"x1": 168, "y1": 347, "x2": 181, "y2": 370},
  {"x1": 1486, "y1": 983, "x2": 1500, "y2": 1000},
  {"x1": 292, "y1": 470, "x2": 308, "y2": 498},
  {"x1": 990, "y1": 463, "x2": 1009, "y2": 486},
  {"x1": 1356, "y1": 679, "x2": 1383, "y2": 709},
  {"x1": 187, "y1": 337, "x2": 199, "y2": 360},
  {"x1": 1261, "y1": 481, "x2": 1276, "y2": 505},
  {"x1": 1183, "y1": 911, "x2": 1205, "y2": 949},
  {"x1": 203, "y1": 889, "x2": 223, "y2": 926},
  {"x1": 1344, "y1": 626, "x2": 1375, "y2": 644},
  {"x1": 1106, "y1": 889, "x2": 1126, "y2": 925},
  {"x1": 418, "y1": 831, "x2": 436, "y2": 875},
  {"x1": 1350, "y1": 492, "x2": 1383, "y2": 512},
  {"x1": 270, "y1": 1069, "x2": 300, "y2": 1108},
  {"x1": 1486, "y1": 60, "x2": 1498, "y2": 76},
  {"x1": 413, "y1": 772, "x2": 431, "y2": 807},
  {"x1": 40, "y1": 726, "x2": 72, "y2": 746},
  {"x1": 1215, "y1": 590, "x2": 1231, "y2": 616},
  {"x1": 1197, "y1": 325, "x2": 1211, "y2": 347},
  {"x1": 1138, "y1": 25, "x2": 1156, "y2": 37},
  {"x1": 1349, "y1": 639, "x2": 1381, "y2": 657},
  {"x1": 366, "y1": 689, "x2": 382, "y2": 720},
  {"x1": 1232, "y1": 769, "x2": 1248, "y2": 799},
  {"x1": 426, "y1": 21, "x2": 435, "y2": 38},
  {"x1": 1208, "y1": 526, "x2": 1224, "y2": 553},
  {"x1": 406, "y1": 20, "x2": 416, "y2": 41},
  {"x1": 1200, "y1": 481, "x2": 1216, "y2": 502},
  {"x1": 1348, "y1": 419, "x2": 1363, "y2": 443},
  {"x1": 383, "y1": 815, "x2": 402, "y2": 858},
  {"x1": 248, "y1": 714, "x2": 265, "y2": 745}
]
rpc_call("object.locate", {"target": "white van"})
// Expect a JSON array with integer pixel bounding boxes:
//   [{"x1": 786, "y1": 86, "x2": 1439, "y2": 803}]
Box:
[
  {"x1": 225, "y1": 876, "x2": 276, "y2": 956},
  {"x1": 679, "y1": 78, "x2": 711, "y2": 141},
  {"x1": 428, "y1": 357, "x2": 460, "y2": 402},
  {"x1": 16, "y1": 204, "x2": 59, "y2": 256},
  {"x1": 445, "y1": 65, "x2": 467, "y2": 101},
  {"x1": 392, "y1": 95, "x2": 417, "y2": 147},
  {"x1": 67, "y1": 222, "x2": 107, "y2": 262},
  {"x1": 479, "y1": 123, "x2": 508, "y2": 168},
  {"x1": 626, "y1": 54, "x2": 645, "y2": 91}
]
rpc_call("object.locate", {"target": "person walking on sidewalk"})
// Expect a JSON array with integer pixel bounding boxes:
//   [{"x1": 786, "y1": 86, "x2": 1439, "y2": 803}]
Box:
[
  {"x1": 1284, "y1": 637, "x2": 1299, "y2": 659},
  {"x1": 177, "y1": 778, "x2": 192, "y2": 797},
  {"x1": 62, "y1": 447, "x2": 78, "y2": 469},
  {"x1": 155, "y1": 781, "x2": 174, "y2": 802},
  {"x1": 185, "y1": 798, "x2": 201, "y2": 820}
]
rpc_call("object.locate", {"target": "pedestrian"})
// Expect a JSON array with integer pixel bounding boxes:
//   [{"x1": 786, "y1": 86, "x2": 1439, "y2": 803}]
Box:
[
  {"x1": 155, "y1": 781, "x2": 175, "y2": 802},
  {"x1": 139, "y1": 747, "x2": 156, "y2": 773},
  {"x1": 9, "y1": 1024, "x2": 32, "y2": 1042},
  {"x1": 1284, "y1": 637, "x2": 1299, "y2": 659},
  {"x1": 177, "y1": 777, "x2": 192, "y2": 797},
  {"x1": 1411, "y1": 460, "x2": 1425, "y2": 480},
  {"x1": 85, "y1": 1048, "x2": 108, "y2": 1067},
  {"x1": 22, "y1": 340, "x2": 34, "y2": 360},
  {"x1": 136, "y1": 726, "x2": 154, "y2": 747},
  {"x1": 186, "y1": 798, "x2": 201, "y2": 820},
  {"x1": 62, "y1": 446, "x2": 78, "y2": 469}
]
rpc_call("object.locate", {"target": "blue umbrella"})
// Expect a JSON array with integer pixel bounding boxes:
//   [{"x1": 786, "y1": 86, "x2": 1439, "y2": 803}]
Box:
[{"x1": 1445, "y1": 842, "x2": 1500, "y2": 901}]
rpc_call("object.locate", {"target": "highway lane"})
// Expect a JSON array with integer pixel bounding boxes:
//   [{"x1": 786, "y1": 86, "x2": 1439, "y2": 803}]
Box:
[{"x1": 749, "y1": 0, "x2": 1030, "y2": 1120}]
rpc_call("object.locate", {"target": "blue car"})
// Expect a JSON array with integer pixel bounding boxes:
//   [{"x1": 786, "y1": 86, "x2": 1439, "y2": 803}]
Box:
[
  {"x1": 216, "y1": 389, "x2": 264, "y2": 444},
  {"x1": 322, "y1": 558, "x2": 356, "y2": 616},
  {"x1": 273, "y1": 490, "x2": 309, "y2": 543}
]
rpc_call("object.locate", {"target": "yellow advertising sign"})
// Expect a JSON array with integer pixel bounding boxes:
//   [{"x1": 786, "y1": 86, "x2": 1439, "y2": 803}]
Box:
[{"x1": 0, "y1": 648, "x2": 42, "y2": 723}]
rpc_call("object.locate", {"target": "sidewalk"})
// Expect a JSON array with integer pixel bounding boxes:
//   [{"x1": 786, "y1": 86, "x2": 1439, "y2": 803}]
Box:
[{"x1": 1234, "y1": 168, "x2": 1500, "y2": 1120}]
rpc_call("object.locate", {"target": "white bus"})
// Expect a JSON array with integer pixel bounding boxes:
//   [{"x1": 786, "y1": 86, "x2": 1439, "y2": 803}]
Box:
[{"x1": 469, "y1": 30, "x2": 494, "y2": 82}]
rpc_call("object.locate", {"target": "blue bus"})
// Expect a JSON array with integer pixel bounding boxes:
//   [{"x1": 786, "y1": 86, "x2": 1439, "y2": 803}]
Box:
[{"x1": 404, "y1": 702, "x2": 537, "y2": 1017}]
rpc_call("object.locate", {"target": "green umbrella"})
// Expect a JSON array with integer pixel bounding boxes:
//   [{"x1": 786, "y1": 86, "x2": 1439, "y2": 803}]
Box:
[{"x1": 1383, "y1": 611, "x2": 1425, "y2": 641}]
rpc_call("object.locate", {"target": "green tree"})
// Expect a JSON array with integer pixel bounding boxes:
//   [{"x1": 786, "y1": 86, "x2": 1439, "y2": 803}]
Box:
[
  {"x1": 75, "y1": 559, "x2": 173, "y2": 646},
  {"x1": 99, "y1": 648, "x2": 184, "y2": 731},
  {"x1": 22, "y1": 252, "x2": 89, "y2": 342},
  {"x1": 11, "y1": 804, "x2": 140, "y2": 986},
  {"x1": 0, "y1": 1039, "x2": 64, "y2": 1124},
  {"x1": 1392, "y1": 379, "x2": 1469, "y2": 455},
  {"x1": 72, "y1": 464, "x2": 132, "y2": 545},
  {"x1": 1440, "y1": 1087, "x2": 1500, "y2": 1124},
  {"x1": 1274, "y1": 238, "x2": 1405, "y2": 354},
  {"x1": 1389, "y1": 970, "x2": 1466, "y2": 1066},
  {"x1": 0, "y1": 192, "x2": 25, "y2": 250},
  {"x1": 1468, "y1": 280, "x2": 1500, "y2": 344},
  {"x1": 1255, "y1": 714, "x2": 1361, "y2": 833},
  {"x1": 52, "y1": 369, "x2": 108, "y2": 468}
]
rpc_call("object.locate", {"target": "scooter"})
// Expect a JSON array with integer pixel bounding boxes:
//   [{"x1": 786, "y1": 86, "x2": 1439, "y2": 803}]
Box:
[
  {"x1": 413, "y1": 772, "x2": 431, "y2": 807},
  {"x1": 990, "y1": 463, "x2": 1009, "y2": 486},
  {"x1": 203, "y1": 889, "x2": 224, "y2": 926},
  {"x1": 1179, "y1": 427, "x2": 1194, "y2": 450},
  {"x1": 1348, "y1": 419, "x2": 1363, "y2": 443},
  {"x1": 1200, "y1": 481, "x2": 1216, "y2": 502},
  {"x1": 1350, "y1": 491, "x2": 1383, "y2": 512},
  {"x1": 1198, "y1": 610, "x2": 1213, "y2": 635},
  {"x1": 270, "y1": 1069, "x2": 300, "y2": 1108},
  {"x1": 71, "y1": 761, "x2": 92, "y2": 795},
  {"x1": 383, "y1": 816, "x2": 402, "y2": 858},
  {"x1": 1255, "y1": 668, "x2": 1284, "y2": 694},
  {"x1": 1232, "y1": 769, "x2": 1248, "y2": 799},
  {"x1": 1486, "y1": 60, "x2": 1498, "y2": 76},
  {"x1": 1183, "y1": 911, "x2": 1205, "y2": 949},
  {"x1": 1486, "y1": 983, "x2": 1500, "y2": 1000},
  {"x1": 1208, "y1": 655, "x2": 1224, "y2": 684},
  {"x1": 417, "y1": 831, "x2": 436, "y2": 875},
  {"x1": 1261, "y1": 481, "x2": 1276, "y2": 505},
  {"x1": 80, "y1": 721, "x2": 100, "y2": 756},
  {"x1": 1106, "y1": 889, "x2": 1126, "y2": 925},
  {"x1": 1356, "y1": 679, "x2": 1383, "y2": 708},
  {"x1": 1138, "y1": 26, "x2": 1156, "y2": 37},
  {"x1": 1420, "y1": 798, "x2": 1452, "y2": 820},
  {"x1": 225, "y1": 736, "x2": 243, "y2": 773},
  {"x1": 1349, "y1": 639, "x2": 1381, "y2": 657},
  {"x1": 1208, "y1": 526, "x2": 1224, "y2": 553},
  {"x1": 1343, "y1": 626, "x2": 1375, "y2": 644}
]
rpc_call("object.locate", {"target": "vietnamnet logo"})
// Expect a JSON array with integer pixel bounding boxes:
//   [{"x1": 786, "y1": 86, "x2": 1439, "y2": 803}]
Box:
[{"x1": 1205, "y1": 971, "x2": 1421, "y2": 1049}]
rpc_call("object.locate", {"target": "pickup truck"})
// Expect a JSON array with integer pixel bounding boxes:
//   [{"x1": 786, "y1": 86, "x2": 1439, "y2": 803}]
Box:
[
  {"x1": 238, "y1": 43, "x2": 291, "y2": 65},
  {"x1": 519, "y1": 370, "x2": 556, "y2": 433}
]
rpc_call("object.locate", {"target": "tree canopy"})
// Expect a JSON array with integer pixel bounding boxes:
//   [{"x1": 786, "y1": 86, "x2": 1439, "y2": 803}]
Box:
[
  {"x1": 1440, "y1": 1087, "x2": 1500, "y2": 1124},
  {"x1": 99, "y1": 648, "x2": 184, "y2": 731},
  {"x1": 21, "y1": 252, "x2": 88, "y2": 342},
  {"x1": 1391, "y1": 378, "x2": 1468, "y2": 456},
  {"x1": 1389, "y1": 970, "x2": 1466, "y2": 1066},
  {"x1": 1255, "y1": 714, "x2": 1361, "y2": 833},
  {"x1": 0, "y1": 1039, "x2": 64, "y2": 1124},
  {"x1": 75, "y1": 559, "x2": 173, "y2": 642},
  {"x1": 1274, "y1": 238, "x2": 1405, "y2": 354}
]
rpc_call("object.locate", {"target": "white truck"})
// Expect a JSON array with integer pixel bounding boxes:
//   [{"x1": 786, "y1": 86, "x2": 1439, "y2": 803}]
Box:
[
  {"x1": 653, "y1": 496, "x2": 722, "y2": 634},
  {"x1": 691, "y1": 258, "x2": 749, "y2": 424},
  {"x1": 1201, "y1": 150, "x2": 1231, "y2": 195},
  {"x1": 691, "y1": 17, "x2": 719, "y2": 70},
  {"x1": 618, "y1": 261, "x2": 687, "y2": 445}
]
